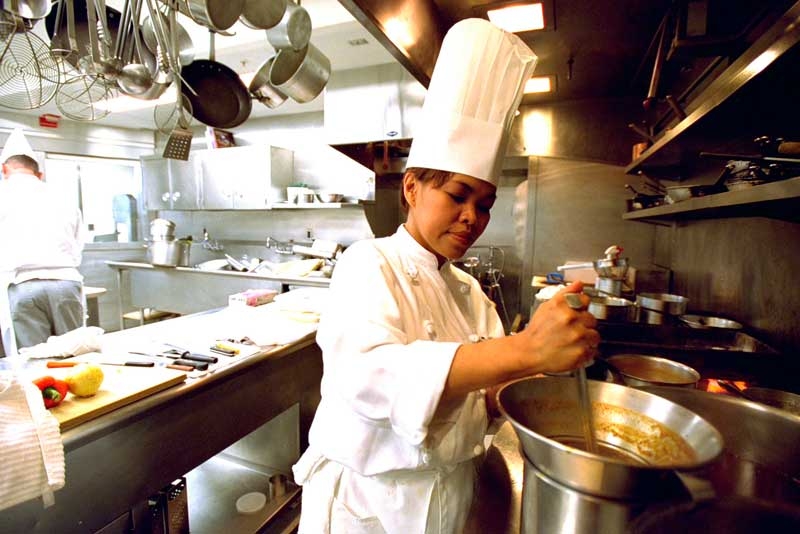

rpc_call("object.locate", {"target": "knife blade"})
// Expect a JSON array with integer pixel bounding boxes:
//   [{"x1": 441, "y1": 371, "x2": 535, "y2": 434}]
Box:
[{"x1": 99, "y1": 360, "x2": 155, "y2": 367}]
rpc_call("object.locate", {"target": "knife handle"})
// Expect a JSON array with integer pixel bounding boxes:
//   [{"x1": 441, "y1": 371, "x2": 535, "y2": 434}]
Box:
[
  {"x1": 126, "y1": 361, "x2": 155, "y2": 367},
  {"x1": 183, "y1": 353, "x2": 218, "y2": 364},
  {"x1": 47, "y1": 361, "x2": 78, "y2": 368},
  {"x1": 173, "y1": 359, "x2": 209, "y2": 371},
  {"x1": 167, "y1": 364, "x2": 194, "y2": 372}
]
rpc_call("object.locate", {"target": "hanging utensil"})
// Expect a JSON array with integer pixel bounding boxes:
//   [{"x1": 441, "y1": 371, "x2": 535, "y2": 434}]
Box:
[
  {"x1": 161, "y1": 4, "x2": 193, "y2": 161},
  {"x1": 116, "y1": 0, "x2": 154, "y2": 95},
  {"x1": 141, "y1": 9, "x2": 194, "y2": 66},
  {"x1": 0, "y1": 28, "x2": 61, "y2": 110}
]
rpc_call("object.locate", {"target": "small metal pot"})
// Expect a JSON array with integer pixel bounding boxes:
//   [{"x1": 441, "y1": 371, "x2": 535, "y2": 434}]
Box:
[
  {"x1": 265, "y1": 1, "x2": 311, "y2": 51},
  {"x1": 147, "y1": 240, "x2": 181, "y2": 267},
  {"x1": 606, "y1": 354, "x2": 701, "y2": 388},
  {"x1": 149, "y1": 218, "x2": 175, "y2": 240},
  {"x1": 240, "y1": 0, "x2": 286, "y2": 30},
  {"x1": 679, "y1": 314, "x2": 743, "y2": 330},
  {"x1": 184, "y1": 0, "x2": 244, "y2": 32},
  {"x1": 588, "y1": 296, "x2": 637, "y2": 321},
  {"x1": 249, "y1": 56, "x2": 287, "y2": 109},
  {"x1": 636, "y1": 292, "x2": 689, "y2": 315},
  {"x1": 270, "y1": 42, "x2": 331, "y2": 103}
]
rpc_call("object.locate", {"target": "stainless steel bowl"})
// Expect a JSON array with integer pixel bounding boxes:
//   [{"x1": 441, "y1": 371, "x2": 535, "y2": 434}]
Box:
[
  {"x1": 679, "y1": 314, "x2": 743, "y2": 330},
  {"x1": 316, "y1": 193, "x2": 344, "y2": 203},
  {"x1": 606, "y1": 354, "x2": 701, "y2": 388},
  {"x1": 636, "y1": 292, "x2": 689, "y2": 315},
  {"x1": 497, "y1": 376, "x2": 724, "y2": 498}
]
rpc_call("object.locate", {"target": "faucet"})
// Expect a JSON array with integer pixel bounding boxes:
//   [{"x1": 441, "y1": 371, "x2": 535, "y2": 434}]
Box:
[{"x1": 202, "y1": 228, "x2": 224, "y2": 252}]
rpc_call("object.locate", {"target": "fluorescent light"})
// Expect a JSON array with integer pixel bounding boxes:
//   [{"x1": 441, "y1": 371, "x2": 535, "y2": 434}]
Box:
[
  {"x1": 94, "y1": 91, "x2": 177, "y2": 113},
  {"x1": 524, "y1": 75, "x2": 554, "y2": 94},
  {"x1": 487, "y1": 3, "x2": 545, "y2": 33}
]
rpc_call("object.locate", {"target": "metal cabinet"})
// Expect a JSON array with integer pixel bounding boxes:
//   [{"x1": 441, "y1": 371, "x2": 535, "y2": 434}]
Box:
[
  {"x1": 198, "y1": 145, "x2": 293, "y2": 210},
  {"x1": 141, "y1": 155, "x2": 200, "y2": 210}
]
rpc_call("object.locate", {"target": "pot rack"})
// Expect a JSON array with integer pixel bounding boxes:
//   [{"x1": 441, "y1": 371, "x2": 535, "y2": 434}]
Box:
[{"x1": 0, "y1": 0, "x2": 329, "y2": 144}]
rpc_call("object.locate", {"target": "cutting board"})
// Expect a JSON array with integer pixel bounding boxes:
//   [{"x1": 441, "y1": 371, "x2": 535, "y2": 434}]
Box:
[{"x1": 37, "y1": 353, "x2": 187, "y2": 431}]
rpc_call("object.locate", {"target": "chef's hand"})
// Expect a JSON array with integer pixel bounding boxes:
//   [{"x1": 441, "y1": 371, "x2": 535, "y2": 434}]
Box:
[{"x1": 516, "y1": 281, "x2": 599, "y2": 374}]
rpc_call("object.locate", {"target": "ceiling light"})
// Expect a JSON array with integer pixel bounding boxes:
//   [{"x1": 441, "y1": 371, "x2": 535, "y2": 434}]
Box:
[
  {"x1": 524, "y1": 75, "x2": 555, "y2": 94},
  {"x1": 487, "y1": 3, "x2": 545, "y2": 33}
]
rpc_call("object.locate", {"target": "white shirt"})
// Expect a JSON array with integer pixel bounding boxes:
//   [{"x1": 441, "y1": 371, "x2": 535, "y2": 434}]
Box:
[
  {"x1": 0, "y1": 172, "x2": 84, "y2": 284},
  {"x1": 294, "y1": 225, "x2": 505, "y2": 532}
]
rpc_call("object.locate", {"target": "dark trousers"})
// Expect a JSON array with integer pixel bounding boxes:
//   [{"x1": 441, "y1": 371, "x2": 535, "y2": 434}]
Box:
[{"x1": 8, "y1": 279, "x2": 84, "y2": 350}]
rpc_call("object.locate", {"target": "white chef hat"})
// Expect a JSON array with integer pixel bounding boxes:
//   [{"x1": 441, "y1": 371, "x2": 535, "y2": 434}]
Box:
[
  {"x1": 1, "y1": 127, "x2": 37, "y2": 163},
  {"x1": 405, "y1": 19, "x2": 537, "y2": 186}
]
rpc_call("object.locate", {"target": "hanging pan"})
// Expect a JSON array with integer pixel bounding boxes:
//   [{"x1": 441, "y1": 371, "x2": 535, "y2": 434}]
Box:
[{"x1": 180, "y1": 30, "x2": 251, "y2": 128}]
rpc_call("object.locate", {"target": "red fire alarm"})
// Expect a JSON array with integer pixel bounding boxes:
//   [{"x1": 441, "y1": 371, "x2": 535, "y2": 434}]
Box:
[{"x1": 38, "y1": 114, "x2": 61, "y2": 128}]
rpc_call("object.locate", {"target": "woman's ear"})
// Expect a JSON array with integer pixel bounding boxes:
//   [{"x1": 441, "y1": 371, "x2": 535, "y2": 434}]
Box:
[{"x1": 402, "y1": 173, "x2": 418, "y2": 208}]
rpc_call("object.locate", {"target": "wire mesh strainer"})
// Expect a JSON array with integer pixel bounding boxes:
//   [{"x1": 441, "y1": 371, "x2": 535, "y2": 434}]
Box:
[
  {"x1": 55, "y1": 71, "x2": 113, "y2": 120},
  {"x1": 0, "y1": 28, "x2": 60, "y2": 109},
  {"x1": 153, "y1": 82, "x2": 194, "y2": 135}
]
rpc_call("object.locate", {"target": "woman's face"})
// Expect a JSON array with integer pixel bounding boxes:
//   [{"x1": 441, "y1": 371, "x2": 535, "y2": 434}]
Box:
[{"x1": 404, "y1": 172, "x2": 496, "y2": 265}]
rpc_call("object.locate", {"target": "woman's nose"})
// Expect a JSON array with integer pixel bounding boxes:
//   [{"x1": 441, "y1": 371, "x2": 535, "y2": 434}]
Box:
[{"x1": 460, "y1": 203, "x2": 477, "y2": 224}]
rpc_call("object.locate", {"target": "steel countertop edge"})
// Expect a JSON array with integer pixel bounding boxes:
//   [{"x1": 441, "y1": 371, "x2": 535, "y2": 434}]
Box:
[{"x1": 105, "y1": 260, "x2": 332, "y2": 288}]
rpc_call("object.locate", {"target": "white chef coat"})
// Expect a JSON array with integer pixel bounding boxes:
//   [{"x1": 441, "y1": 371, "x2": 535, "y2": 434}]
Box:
[
  {"x1": 0, "y1": 172, "x2": 84, "y2": 356},
  {"x1": 293, "y1": 225, "x2": 505, "y2": 533},
  {"x1": 0, "y1": 172, "x2": 84, "y2": 283}
]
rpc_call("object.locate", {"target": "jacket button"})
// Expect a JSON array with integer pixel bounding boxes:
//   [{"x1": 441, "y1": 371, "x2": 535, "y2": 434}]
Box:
[
  {"x1": 421, "y1": 452, "x2": 432, "y2": 464},
  {"x1": 473, "y1": 444, "x2": 484, "y2": 456}
]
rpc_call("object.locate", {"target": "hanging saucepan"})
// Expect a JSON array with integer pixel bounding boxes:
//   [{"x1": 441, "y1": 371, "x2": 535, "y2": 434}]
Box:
[
  {"x1": 141, "y1": 11, "x2": 195, "y2": 66},
  {"x1": 182, "y1": 0, "x2": 244, "y2": 32},
  {"x1": 239, "y1": 0, "x2": 286, "y2": 30},
  {"x1": 249, "y1": 56, "x2": 287, "y2": 109},
  {"x1": 269, "y1": 42, "x2": 331, "y2": 103},
  {"x1": 180, "y1": 31, "x2": 251, "y2": 128},
  {"x1": 45, "y1": 0, "x2": 122, "y2": 68},
  {"x1": 265, "y1": 1, "x2": 311, "y2": 51}
]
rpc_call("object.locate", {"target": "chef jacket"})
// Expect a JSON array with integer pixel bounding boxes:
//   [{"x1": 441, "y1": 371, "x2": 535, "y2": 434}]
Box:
[
  {"x1": 0, "y1": 172, "x2": 84, "y2": 284},
  {"x1": 293, "y1": 225, "x2": 505, "y2": 533}
]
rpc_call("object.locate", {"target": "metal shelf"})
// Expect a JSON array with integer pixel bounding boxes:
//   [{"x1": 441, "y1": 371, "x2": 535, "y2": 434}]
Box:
[
  {"x1": 623, "y1": 175, "x2": 800, "y2": 222},
  {"x1": 625, "y1": 0, "x2": 800, "y2": 176}
]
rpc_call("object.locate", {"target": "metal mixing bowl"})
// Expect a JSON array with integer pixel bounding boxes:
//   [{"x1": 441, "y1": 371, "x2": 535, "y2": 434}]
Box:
[{"x1": 606, "y1": 354, "x2": 701, "y2": 388}]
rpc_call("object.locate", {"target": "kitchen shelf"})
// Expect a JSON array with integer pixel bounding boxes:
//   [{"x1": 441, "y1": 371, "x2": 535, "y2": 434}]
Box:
[
  {"x1": 623, "y1": 175, "x2": 800, "y2": 222},
  {"x1": 625, "y1": 0, "x2": 800, "y2": 177}
]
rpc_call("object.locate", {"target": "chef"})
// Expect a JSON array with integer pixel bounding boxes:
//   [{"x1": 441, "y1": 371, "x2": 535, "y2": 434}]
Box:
[
  {"x1": 292, "y1": 18, "x2": 599, "y2": 533},
  {"x1": 0, "y1": 129, "x2": 85, "y2": 355}
]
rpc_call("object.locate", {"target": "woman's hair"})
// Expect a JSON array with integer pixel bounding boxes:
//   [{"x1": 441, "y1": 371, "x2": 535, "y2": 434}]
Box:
[{"x1": 400, "y1": 167, "x2": 454, "y2": 212}]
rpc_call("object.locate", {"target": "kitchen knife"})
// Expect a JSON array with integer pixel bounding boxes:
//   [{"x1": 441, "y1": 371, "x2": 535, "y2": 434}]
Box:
[
  {"x1": 99, "y1": 360, "x2": 155, "y2": 367},
  {"x1": 181, "y1": 353, "x2": 218, "y2": 364},
  {"x1": 172, "y1": 359, "x2": 209, "y2": 371}
]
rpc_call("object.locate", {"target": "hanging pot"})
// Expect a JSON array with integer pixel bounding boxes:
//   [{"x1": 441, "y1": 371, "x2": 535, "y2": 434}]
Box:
[
  {"x1": 183, "y1": 0, "x2": 244, "y2": 32},
  {"x1": 265, "y1": 1, "x2": 311, "y2": 51},
  {"x1": 239, "y1": 0, "x2": 286, "y2": 30},
  {"x1": 269, "y1": 42, "x2": 331, "y2": 104},
  {"x1": 249, "y1": 56, "x2": 287, "y2": 109},
  {"x1": 2, "y1": 0, "x2": 51, "y2": 20}
]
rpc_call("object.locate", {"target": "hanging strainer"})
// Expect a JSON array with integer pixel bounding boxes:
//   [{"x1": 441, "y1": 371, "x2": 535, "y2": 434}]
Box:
[
  {"x1": 153, "y1": 82, "x2": 194, "y2": 135},
  {"x1": 55, "y1": 71, "x2": 113, "y2": 121},
  {"x1": 0, "y1": 27, "x2": 60, "y2": 109}
]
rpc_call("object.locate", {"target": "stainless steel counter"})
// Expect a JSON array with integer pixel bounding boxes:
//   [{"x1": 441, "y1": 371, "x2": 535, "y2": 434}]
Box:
[
  {"x1": 106, "y1": 261, "x2": 331, "y2": 329},
  {"x1": 1, "y1": 309, "x2": 323, "y2": 534}
]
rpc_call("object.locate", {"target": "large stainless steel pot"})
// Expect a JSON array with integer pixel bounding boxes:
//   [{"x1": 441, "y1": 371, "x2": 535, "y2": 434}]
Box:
[
  {"x1": 640, "y1": 385, "x2": 800, "y2": 504},
  {"x1": 636, "y1": 292, "x2": 689, "y2": 315},
  {"x1": 146, "y1": 239, "x2": 181, "y2": 267},
  {"x1": 588, "y1": 296, "x2": 636, "y2": 321},
  {"x1": 184, "y1": 0, "x2": 244, "y2": 32},
  {"x1": 269, "y1": 43, "x2": 331, "y2": 103},
  {"x1": 497, "y1": 376, "x2": 724, "y2": 499}
]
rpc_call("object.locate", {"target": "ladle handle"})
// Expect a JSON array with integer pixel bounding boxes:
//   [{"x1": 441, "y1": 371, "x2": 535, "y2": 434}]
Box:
[{"x1": 557, "y1": 262, "x2": 595, "y2": 271}]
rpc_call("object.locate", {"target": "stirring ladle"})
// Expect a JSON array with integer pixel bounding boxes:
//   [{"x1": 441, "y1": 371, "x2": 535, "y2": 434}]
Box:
[{"x1": 565, "y1": 292, "x2": 598, "y2": 454}]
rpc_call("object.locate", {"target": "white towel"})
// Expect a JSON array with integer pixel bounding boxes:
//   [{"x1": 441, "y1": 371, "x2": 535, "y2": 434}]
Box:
[
  {"x1": 19, "y1": 326, "x2": 104, "y2": 359},
  {"x1": 0, "y1": 371, "x2": 65, "y2": 512}
]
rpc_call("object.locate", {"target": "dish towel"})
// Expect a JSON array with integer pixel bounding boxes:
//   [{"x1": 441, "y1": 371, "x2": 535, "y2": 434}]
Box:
[
  {"x1": 19, "y1": 326, "x2": 104, "y2": 359},
  {"x1": 0, "y1": 371, "x2": 65, "y2": 512}
]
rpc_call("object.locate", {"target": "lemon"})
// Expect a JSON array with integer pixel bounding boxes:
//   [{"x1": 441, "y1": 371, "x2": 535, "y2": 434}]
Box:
[{"x1": 65, "y1": 364, "x2": 105, "y2": 397}]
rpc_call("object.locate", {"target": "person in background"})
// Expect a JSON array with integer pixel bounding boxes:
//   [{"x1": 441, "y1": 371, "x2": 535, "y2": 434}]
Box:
[
  {"x1": 0, "y1": 154, "x2": 85, "y2": 351},
  {"x1": 292, "y1": 19, "x2": 600, "y2": 533}
]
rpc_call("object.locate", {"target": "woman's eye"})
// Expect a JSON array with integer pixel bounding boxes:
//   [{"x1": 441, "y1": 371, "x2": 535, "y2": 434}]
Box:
[{"x1": 448, "y1": 193, "x2": 466, "y2": 203}]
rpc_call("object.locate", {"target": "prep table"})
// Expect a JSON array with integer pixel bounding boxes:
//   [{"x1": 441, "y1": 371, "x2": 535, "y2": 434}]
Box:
[
  {"x1": 106, "y1": 261, "x2": 331, "y2": 330},
  {"x1": 0, "y1": 304, "x2": 323, "y2": 533}
]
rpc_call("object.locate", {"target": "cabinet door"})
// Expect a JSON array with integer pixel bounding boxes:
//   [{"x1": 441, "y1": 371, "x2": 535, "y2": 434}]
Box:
[
  {"x1": 168, "y1": 158, "x2": 200, "y2": 210},
  {"x1": 232, "y1": 147, "x2": 271, "y2": 209},
  {"x1": 141, "y1": 157, "x2": 172, "y2": 210},
  {"x1": 198, "y1": 151, "x2": 234, "y2": 209}
]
